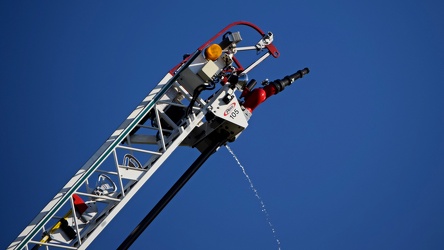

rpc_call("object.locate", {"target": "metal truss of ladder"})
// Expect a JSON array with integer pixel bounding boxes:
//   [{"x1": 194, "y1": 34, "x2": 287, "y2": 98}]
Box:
[
  {"x1": 9, "y1": 60, "x2": 205, "y2": 250},
  {"x1": 8, "y1": 21, "x2": 281, "y2": 250}
]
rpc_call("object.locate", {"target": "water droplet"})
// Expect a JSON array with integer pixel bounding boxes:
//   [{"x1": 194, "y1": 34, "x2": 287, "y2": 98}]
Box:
[{"x1": 226, "y1": 145, "x2": 282, "y2": 250}]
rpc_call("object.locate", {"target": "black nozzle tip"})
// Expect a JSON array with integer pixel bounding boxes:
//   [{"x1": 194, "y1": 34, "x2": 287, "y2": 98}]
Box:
[{"x1": 297, "y1": 67, "x2": 309, "y2": 77}]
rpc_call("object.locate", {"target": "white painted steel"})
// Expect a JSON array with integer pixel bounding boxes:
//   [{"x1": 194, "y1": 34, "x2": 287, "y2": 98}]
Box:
[
  {"x1": 9, "y1": 24, "x2": 278, "y2": 249},
  {"x1": 7, "y1": 71, "x2": 189, "y2": 250}
]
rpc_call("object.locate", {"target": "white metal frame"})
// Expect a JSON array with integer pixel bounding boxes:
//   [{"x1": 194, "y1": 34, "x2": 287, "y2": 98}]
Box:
[{"x1": 8, "y1": 22, "x2": 280, "y2": 250}]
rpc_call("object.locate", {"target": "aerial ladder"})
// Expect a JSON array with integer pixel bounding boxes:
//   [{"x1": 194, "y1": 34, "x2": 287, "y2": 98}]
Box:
[{"x1": 8, "y1": 21, "x2": 310, "y2": 250}]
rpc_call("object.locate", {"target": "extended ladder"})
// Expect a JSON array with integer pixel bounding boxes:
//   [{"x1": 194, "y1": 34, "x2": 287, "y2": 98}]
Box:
[{"x1": 8, "y1": 21, "x2": 282, "y2": 250}]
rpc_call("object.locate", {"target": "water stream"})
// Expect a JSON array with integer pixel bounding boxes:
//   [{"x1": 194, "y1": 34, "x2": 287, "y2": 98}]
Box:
[{"x1": 225, "y1": 145, "x2": 282, "y2": 250}]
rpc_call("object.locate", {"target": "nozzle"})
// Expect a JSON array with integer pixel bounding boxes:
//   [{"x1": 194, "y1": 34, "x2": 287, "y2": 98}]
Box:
[
  {"x1": 271, "y1": 67, "x2": 310, "y2": 93},
  {"x1": 242, "y1": 67, "x2": 310, "y2": 112}
]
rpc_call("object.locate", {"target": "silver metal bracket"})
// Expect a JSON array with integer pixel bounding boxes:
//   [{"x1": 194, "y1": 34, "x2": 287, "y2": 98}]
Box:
[{"x1": 255, "y1": 32, "x2": 274, "y2": 51}]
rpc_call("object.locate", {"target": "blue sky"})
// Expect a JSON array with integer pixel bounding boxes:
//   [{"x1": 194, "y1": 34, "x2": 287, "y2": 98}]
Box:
[{"x1": 1, "y1": 1, "x2": 444, "y2": 249}]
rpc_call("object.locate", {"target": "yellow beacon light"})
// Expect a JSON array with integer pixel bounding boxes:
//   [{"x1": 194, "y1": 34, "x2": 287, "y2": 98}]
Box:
[{"x1": 205, "y1": 44, "x2": 222, "y2": 61}]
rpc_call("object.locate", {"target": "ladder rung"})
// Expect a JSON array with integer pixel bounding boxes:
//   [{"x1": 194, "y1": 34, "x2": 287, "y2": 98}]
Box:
[
  {"x1": 115, "y1": 145, "x2": 163, "y2": 155},
  {"x1": 75, "y1": 192, "x2": 121, "y2": 202}
]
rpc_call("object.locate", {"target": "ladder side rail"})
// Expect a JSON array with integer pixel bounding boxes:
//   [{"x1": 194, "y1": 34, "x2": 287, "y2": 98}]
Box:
[
  {"x1": 10, "y1": 50, "x2": 202, "y2": 250},
  {"x1": 9, "y1": 71, "x2": 174, "y2": 250},
  {"x1": 19, "y1": 80, "x2": 195, "y2": 250}
]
